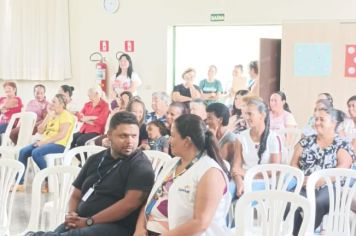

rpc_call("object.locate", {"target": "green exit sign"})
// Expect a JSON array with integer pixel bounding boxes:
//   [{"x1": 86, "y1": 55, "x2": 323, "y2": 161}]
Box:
[{"x1": 210, "y1": 13, "x2": 225, "y2": 22}]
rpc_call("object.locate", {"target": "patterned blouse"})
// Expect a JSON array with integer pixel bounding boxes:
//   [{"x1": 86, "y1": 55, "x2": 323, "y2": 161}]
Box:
[{"x1": 298, "y1": 134, "x2": 355, "y2": 176}]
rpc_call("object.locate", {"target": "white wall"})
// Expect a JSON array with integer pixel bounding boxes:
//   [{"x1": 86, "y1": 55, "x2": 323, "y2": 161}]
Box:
[{"x1": 6, "y1": 0, "x2": 356, "y2": 119}]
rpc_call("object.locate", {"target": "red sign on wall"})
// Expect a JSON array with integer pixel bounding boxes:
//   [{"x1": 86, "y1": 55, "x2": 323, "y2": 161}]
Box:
[
  {"x1": 124, "y1": 40, "x2": 135, "y2": 52},
  {"x1": 345, "y1": 45, "x2": 356, "y2": 78},
  {"x1": 100, "y1": 40, "x2": 109, "y2": 52}
]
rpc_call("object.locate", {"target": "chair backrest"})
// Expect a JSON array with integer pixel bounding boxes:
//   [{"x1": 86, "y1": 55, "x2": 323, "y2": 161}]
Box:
[
  {"x1": 244, "y1": 164, "x2": 304, "y2": 194},
  {"x1": 0, "y1": 159, "x2": 24, "y2": 233},
  {"x1": 63, "y1": 145, "x2": 107, "y2": 166},
  {"x1": 306, "y1": 168, "x2": 356, "y2": 236},
  {"x1": 26, "y1": 165, "x2": 80, "y2": 232},
  {"x1": 2, "y1": 112, "x2": 37, "y2": 147},
  {"x1": 63, "y1": 116, "x2": 78, "y2": 153},
  {"x1": 235, "y1": 190, "x2": 311, "y2": 236},
  {"x1": 143, "y1": 150, "x2": 171, "y2": 178}
]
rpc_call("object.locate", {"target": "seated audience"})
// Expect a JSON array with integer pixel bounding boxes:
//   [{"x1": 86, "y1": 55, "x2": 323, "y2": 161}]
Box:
[
  {"x1": 140, "y1": 120, "x2": 169, "y2": 153},
  {"x1": 26, "y1": 112, "x2": 155, "y2": 236},
  {"x1": 269, "y1": 91, "x2": 297, "y2": 132},
  {"x1": 228, "y1": 89, "x2": 249, "y2": 133},
  {"x1": 347, "y1": 95, "x2": 356, "y2": 151},
  {"x1": 291, "y1": 105, "x2": 354, "y2": 236},
  {"x1": 59, "y1": 85, "x2": 80, "y2": 114},
  {"x1": 71, "y1": 86, "x2": 109, "y2": 149},
  {"x1": 189, "y1": 98, "x2": 207, "y2": 121},
  {"x1": 171, "y1": 68, "x2": 201, "y2": 109},
  {"x1": 16, "y1": 94, "x2": 75, "y2": 192},
  {"x1": 134, "y1": 114, "x2": 230, "y2": 236},
  {"x1": 127, "y1": 98, "x2": 148, "y2": 146},
  {"x1": 111, "y1": 91, "x2": 133, "y2": 112},
  {"x1": 10, "y1": 84, "x2": 48, "y2": 144},
  {"x1": 231, "y1": 98, "x2": 281, "y2": 198},
  {"x1": 206, "y1": 103, "x2": 236, "y2": 164},
  {"x1": 199, "y1": 65, "x2": 223, "y2": 105},
  {"x1": 145, "y1": 91, "x2": 170, "y2": 124},
  {"x1": 165, "y1": 102, "x2": 187, "y2": 132},
  {"x1": 0, "y1": 81, "x2": 23, "y2": 135}
]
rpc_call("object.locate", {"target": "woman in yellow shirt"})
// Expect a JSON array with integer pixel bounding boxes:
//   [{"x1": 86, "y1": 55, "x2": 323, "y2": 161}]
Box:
[{"x1": 16, "y1": 94, "x2": 74, "y2": 191}]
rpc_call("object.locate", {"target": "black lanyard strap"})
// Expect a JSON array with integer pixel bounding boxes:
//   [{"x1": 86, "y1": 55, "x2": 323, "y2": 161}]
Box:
[{"x1": 93, "y1": 155, "x2": 122, "y2": 189}]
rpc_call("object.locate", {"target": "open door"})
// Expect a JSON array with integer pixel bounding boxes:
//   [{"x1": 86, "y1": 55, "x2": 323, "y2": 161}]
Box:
[{"x1": 259, "y1": 38, "x2": 281, "y2": 102}]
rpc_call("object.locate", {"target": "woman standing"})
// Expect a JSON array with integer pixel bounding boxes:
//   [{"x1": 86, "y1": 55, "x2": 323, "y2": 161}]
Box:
[
  {"x1": 134, "y1": 114, "x2": 230, "y2": 236},
  {"x1": 111, "y1": 53, "x2": 142, "y2": 98},
  {"x1": 199, "y1": 65, "x2": 223, "y2": 105},
  {"x1": 291, "y1": 105, "x2": 354, "y2": 236},
  {"x1": 0, "y1": 81, "x2": 23, "y2": 134},
  {"x1": 172, "y1": 68, "x2": 201, "y2": 109}
]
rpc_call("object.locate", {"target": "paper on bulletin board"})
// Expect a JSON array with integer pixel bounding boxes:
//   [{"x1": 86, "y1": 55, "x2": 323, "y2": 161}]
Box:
[
  {"x1": 294, "y1": 43, "x2": 332, "y2": 77},
  {"x1": 345, "y1": 45, "x2": 356, "y2": 78}
]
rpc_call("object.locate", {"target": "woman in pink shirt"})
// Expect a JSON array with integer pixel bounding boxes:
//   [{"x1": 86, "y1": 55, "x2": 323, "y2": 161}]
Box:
[
  {"x1": 0, "y1": 81, "x2": 23, "y2": 135},
  {"x1": 269, "y1": 91, "x2": 297, "y2": 132},
  {"x1": 10, "y1": 84, "x2": 49, "y2": 144}
]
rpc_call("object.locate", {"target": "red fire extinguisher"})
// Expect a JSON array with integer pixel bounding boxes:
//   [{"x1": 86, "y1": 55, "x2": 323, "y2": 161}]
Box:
[{"x1": 90, "y1": 52, "x2": 107, "y2": 94}]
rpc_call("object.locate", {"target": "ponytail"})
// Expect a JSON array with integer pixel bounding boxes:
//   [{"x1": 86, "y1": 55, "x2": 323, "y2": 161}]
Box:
[
  {"x1": 283, "y1": 102, "x2": 291, "y2": 113},
  {"x1": 204, "y1": 130, "x2": 230, "y2": 179},
  {"x1": 257, "y1": 111, "x2": 270, "y2": 164}
]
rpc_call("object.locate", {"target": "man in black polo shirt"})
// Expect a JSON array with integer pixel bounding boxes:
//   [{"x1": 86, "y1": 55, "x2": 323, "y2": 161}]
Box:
[{"x1": 27, "y1": 112, "x2": 155, "y2": 236}]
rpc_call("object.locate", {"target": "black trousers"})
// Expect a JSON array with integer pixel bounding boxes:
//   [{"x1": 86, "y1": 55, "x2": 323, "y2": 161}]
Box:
[
  {"x1": 293, "y1": 186, "x2": 331, "y2": 236},
  {"x1": 25, "y1": 223, "x2": 133, "y2": 236},
  {"x1": 70, "y1": 132, "x2": 99, "y2": 149}
]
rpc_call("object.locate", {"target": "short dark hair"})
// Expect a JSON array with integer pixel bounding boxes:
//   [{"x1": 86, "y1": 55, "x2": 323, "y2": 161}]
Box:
[
  {"x1": 148, "y1": 120, "x2": 169, "y2": 136},
  {"x1": 61, "y1": 85, "x2": 74, "y2": 97},
  {"x1": 347, "y1": 95, "x2": 356, "y2": 105},
  {"x1": 34, "y1": 84, "x2": 46, "y2": 93},
  {"x1": 109, "y1": 111, "x2": 139, "y2": 130},
  {"x1": 249, "y1": 61, "x2": 258, "y2": 74},
  {"x1": 206, "y1": 103, "x2": 230, "y2": 126}
]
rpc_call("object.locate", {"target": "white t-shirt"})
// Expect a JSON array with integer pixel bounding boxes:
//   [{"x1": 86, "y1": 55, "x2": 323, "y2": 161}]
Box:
[
  {"x1": 237, "y1": 128, "x2": 280, "y2": 170},
  {"x1": 111, "y1": 72, "x2": 142, "y2": 95}
]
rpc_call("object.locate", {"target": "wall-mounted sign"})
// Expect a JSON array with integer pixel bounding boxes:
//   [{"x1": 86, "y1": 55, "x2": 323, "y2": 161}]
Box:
[
  {"x1": 124, "y1": 40, "x2": 135, "y2": 52},
  {"x1": 345, "y1": 45, "x2": 356, "y2": 78},
  {"x1": 210, "y1": 13, "x2": 225, "y2": 22},
  {"x1": 99, "y1": 40, "x2": 109, "y2": 52}
]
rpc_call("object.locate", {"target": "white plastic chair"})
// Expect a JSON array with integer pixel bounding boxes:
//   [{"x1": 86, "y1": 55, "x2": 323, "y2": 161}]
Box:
[
  {"x1": 24, "y1": 165, "x2": 80, "y2": 232},
  {"x1": 0, "y1": 159, "x2": 25, "y2": 236},
  {"x1": 143, "y1": 150, "x2": 171, "y2": 178},
  {"x1": 306, "y1": 168, "x2": 356, "y2": 236},
  {"x1": 276, "y1": 127, "x2": 302, "y2": 164},
  {"x1": 244, "y1": 164, "x2": 304, "y2": 194},
  {"x1": 63, "y1": 145, "x2": 107, "y2": 166},
  {"x1": 351, "y1": 211, "x2": 356, "y2": 236},
  {"x1": 227, "y1": 164, "x2": 304, "y2": 229},
  {"x1": 0, "y1": 112, "x2": 37, "y2": 160},
  {"x1": 234, "y1": 190, "x2": 312, "y2": 236}
]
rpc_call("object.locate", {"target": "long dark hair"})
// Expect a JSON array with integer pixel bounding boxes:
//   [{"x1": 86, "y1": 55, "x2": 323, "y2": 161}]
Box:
[
  {"x1": 116, "y1": 53, "x2": 133, "y2": 79},
  {"x1": 247, "y1": 99, "x2": 270, "y2": 164},
  {"x1": 273, "y1": 91, "x2": 291, "y2": 113},
  {"x1": 231, "y1": 90, "x2": 249, "y2": 116},
  {"x1": 174, "y1": 114, "x2": 230, "y2": 178}
]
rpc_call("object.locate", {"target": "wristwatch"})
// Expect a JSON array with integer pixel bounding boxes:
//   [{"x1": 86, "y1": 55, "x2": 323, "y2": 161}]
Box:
[{"x1": 86, "y1": 217, "x2": 94, "y2": 226}]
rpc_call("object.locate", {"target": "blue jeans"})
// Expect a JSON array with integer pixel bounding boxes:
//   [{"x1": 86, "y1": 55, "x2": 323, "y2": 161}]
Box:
[
  {"x1": 0, "y1": 123, "x2": 8, "y2": 133},
  {"x1": 18, "y1": 143, "x2": 65, "y2": 184},
  {"x1": 24, "y1": 222, "x2": 132, "y2": 236}
]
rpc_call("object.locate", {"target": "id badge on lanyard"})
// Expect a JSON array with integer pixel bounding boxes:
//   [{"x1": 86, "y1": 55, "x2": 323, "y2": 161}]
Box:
[{"x1": 82, "y1": 187, "x2": 94, "y2": 202}]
